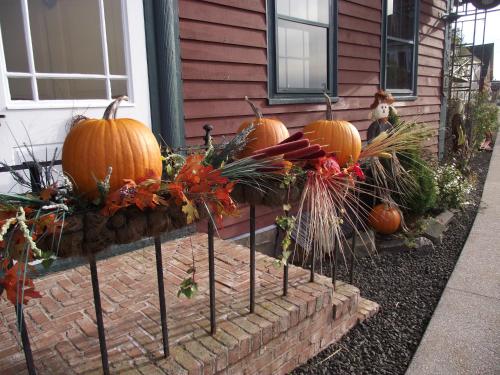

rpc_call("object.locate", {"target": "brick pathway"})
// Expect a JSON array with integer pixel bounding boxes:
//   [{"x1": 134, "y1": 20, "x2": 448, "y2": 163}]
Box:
[{"x1": 0, "y1": 233, "x2": 377, "y2": 374}]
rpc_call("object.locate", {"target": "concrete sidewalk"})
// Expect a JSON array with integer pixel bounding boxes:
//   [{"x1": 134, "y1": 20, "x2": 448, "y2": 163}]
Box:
[{"x1": 406, "y1": 136, "x2": 500, "y2": 375}]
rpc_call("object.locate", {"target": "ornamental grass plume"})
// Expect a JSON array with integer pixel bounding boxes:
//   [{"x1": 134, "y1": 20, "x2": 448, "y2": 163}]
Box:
[
  {"x1": 293, "y1": 156, "x2": 375, "y2": 270},
  {"x1": 359, "y1": 120, "x2": 434, "y2": 160}
]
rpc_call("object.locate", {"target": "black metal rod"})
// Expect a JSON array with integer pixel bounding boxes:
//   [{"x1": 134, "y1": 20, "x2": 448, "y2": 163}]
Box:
[
  {"x1": 88, "y1": 254, "x2": 110, "y2": 375},
  {"x1": 479, "y1": 9, "x2": 487, "y2": 91},
  {"x1": 465, "y1": 7, "x2": 478, "y2": 140},
  {"x1": 349, "y1": 193, "x2": 360, "y2": 284},
  {"x1": 349, "y1": 234, "x2": 356, "y2": 285},
  {"x1": 207, "y1": 220, "x2": 217, "y2": 334},
  {"x1": 310, "y1": 247, "x2": 316, "y2": 282},
  {"x1": 272, "y1": 224, "x2": 281, "y2": 258},
  {"x1": 154, "y1": 236, "x2": 170, "y2": 357},
  {"x1": 15, "y1": 305, "x2": 36, "y2": 375},
  {"x1": 283, "y1": 263, "x2": 289, "y2": 296},
  {"x1": 0, "y1": 160, "x2": 62, "y2": 173},
  {"x1": 249, "y1": 205, "x2": 256, "y2": 313},
  {"x1": 332, "y1": 237, "x2": 337, "y2": 291}
]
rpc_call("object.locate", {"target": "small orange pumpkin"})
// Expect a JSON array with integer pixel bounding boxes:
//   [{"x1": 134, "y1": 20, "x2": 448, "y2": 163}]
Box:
[
  {"x1": 237, "y1": 97, "x2": 289, "y2": 158},
  {"x1": 62, "y1": 96, "x2": 162, "y2": 199},
  {"x1": 303, "y1": 93, "x2": 361, "y2": 167},
  {"x1": 369, "y1": 204, "x2": 401, "y2": 234}
]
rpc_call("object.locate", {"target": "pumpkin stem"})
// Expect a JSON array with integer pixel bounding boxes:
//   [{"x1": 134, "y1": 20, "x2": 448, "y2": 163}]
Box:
[
  {"x1": 103, "y1": 96, "x2": 129, "y2": 120},
  {"x1": 323, "y1": 92, "x2": 333, "y2": 121},
  {"x1": 245, "y1": 96, "x2": 263, "y2": 120}
]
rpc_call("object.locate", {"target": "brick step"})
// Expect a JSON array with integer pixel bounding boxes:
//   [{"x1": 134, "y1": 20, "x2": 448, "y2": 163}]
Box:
[
  {"x1": 161, "y1": 274, "x2": 376, "y2": 375},
  {"x1": 357, "y1": 297, "x2": 380, "y2": 323},
  {"x1": 0, "y1": 234, "x2": 379, "y2": 375}
]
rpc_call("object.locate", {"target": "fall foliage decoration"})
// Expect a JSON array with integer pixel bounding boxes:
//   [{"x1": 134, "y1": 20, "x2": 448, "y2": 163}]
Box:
[
  {"x1": 369, "y1": 204, "x2": 401, "y2": 234},
  {"x1": 237, "y1": 97, "x2": 289, "y2": 158},
  {"x1": 168, "y1": 154, "x2": 238, "y2": 225},
  {"x1": 62, "y1": 96, "x2": 162, "y2": 200},
  {"x1": 101, "y1": 174, "x2": 167, "y2": 217},
  {"x1": 304, "y1": 93, "x2": 361, "y2": 167},
  {"x1": 1, "y1": 263, "x2": 41, "y2": 305},
  {"x1": 0, "y1": 89, "x2": 433, "y2": 309},
  {"x1": 0, "y1": 205, "x2": 63, "y2": 306}
]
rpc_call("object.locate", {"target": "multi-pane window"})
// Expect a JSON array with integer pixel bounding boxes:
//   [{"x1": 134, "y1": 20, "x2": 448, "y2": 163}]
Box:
[
  {"x1": 268, "y1": 0, "x2": 337, "y2": 104},
  {"x1": 382, "y1": 0, "x2": 419, "y2": 96},
  {"x1": 0, "y1": 0, "x2": 129, "y2": 103}
]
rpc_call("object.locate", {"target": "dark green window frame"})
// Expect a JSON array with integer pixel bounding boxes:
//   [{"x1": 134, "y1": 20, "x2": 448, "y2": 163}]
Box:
[
  {"x1": 381, "y1": 0, "x2": 419, "y2": 100},
  {"x1": 266, "y1": 0, "x2": 338, "y2": 105}
]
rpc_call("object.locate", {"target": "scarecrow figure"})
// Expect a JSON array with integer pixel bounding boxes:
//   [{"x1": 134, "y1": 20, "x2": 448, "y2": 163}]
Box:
[
  {"x1": 365, "y1": 89, "x2": 409, "y2": 233},
  {"x1": 367, "y1": 90, "x2": 396, "y2": 143}
]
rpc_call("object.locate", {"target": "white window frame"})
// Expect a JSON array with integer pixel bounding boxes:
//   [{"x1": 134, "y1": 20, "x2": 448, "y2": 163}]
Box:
[{"x1": 0, "y1": 0, "x2": 134, "y2": 109}]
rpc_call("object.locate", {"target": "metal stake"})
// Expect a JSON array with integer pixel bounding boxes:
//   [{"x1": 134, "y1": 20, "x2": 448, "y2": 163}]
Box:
[
  {"x1": 154, "y1": 236, "x2": 170, "y2": 357},
  {"x1": 207, "y1": 220, "x2": 217, "y2": 334},
  {"x1": 283, "y1": 263, "x2": 289, "y2": 296},
  {"x1": 249, "y1": 205, "x2": 256, "y2": 313},
  {"x1": 272, "y1": 223, "x2": 289, "y2": 296},
  {"x1": 332, "y1": 237, "x2": 337, "y2": 291},
  {"x1": 349, "y1": 232, "x2": 356, "y2": 285},
  {"x1": 203, "y1": 123, "x2": 216, "y2": 334},
  {"x1": 310, "y1": 247, "x2": 316, "y2": 282},
  {"x1": 349, "y1": 192, "x2": 360, "y2": 284},
  {"x1": 88, "y1": 254, "x2": 110, "y2": 375},
  {"x1": 0, "y1": 283, "x2": 36, "y2": 375},
  {"x1": 15, "y1": 304, "x2": 36, "y2": 375}
]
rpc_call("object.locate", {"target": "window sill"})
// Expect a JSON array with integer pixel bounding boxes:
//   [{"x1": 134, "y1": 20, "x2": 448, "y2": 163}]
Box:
[
  {"x1": 268, "y1": 96, "x2": 339, "y2": 105},
  {"x1": 392, "y1": 95, "x2": 418, "y2": 102},
  {"x1": 5, "y1": 100, "x2": 135, "y2": 110}
]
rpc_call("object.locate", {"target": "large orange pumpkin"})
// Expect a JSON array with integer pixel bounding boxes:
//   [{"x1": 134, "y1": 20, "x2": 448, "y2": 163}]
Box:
[
  {"x1": 369, "y1": 204, "x2": 401, "y2": 234},
  {"x1": 62, "y1": 96, "x2": 162, "y2": 199},
  {"x1": 303, "y1": 93, "x2": 361, "y2": 167},
  {"x1": 237, "y1": 97, "x2": 289, "y2": 158}
]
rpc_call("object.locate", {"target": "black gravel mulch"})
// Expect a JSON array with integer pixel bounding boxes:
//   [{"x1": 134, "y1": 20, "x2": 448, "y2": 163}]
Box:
[{"x1": 291, "y1": 150, "x2": 493, "y2": 375}]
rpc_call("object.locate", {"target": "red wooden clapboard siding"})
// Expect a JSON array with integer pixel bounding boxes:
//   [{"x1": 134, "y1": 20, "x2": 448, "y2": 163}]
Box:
[{"x1": 178, "y1": 0, "x2": 445, "y2": 238}]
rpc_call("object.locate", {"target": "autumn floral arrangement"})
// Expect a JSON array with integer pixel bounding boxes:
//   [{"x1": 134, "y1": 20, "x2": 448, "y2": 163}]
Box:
[
  {"x1": 0, "y1": 97, "x2": 286, "y2": 307},
  {"x1": 0, "y1": 94, "x2": 432, "y2": 308},
  {"x1": 246, "y1": 93, "x2": 433, "y2": 268}
]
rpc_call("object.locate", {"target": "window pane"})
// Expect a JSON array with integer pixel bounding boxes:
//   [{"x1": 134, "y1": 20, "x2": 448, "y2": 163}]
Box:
[
  {"x1": 8, "y1": 78, "x2": 33, "y2": 100},
  {"x1": 0, "y1": 0, "x2": 30, "y2": 72},
  {"x1": 111, "y1": 79, "x2": 127, "y2": 97},
  {"x1": 387, "y1": 0, "x2": 415, "y2": 40},
  {"x1": 104, "y1": 0, "x2": 126, "y2": 75},
  {"x1": 38, "y1": 79, "x2": 106, "y2": 100},
  {"x1": 29, "y1": 0, "x2": 104, "y2": 74},
  {"x1": 277, "y1": 0, "x2": 330, "y2": 24},
  {"x1": 277, "y1": 20, "x2": 327, "y2": 90},
  {"x1": 386, "y1": 40, "x2": 413, "y2": 90}
]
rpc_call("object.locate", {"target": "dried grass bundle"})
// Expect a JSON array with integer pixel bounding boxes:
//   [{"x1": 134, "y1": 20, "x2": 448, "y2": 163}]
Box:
[{"x1": 360, "y1": 120, "x2": 434, "y2": 160}]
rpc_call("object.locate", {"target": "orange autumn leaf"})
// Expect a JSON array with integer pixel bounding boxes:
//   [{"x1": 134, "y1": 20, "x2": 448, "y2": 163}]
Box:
[
  {"x1": 40, "y1": 187, "x2": 57, "y2": 201},
  {"x1": 101, "y1": 177, "x2": 166, "y2": 216},
  {"x1": 170, "y1": 154, "x2": 239, "y2": 225},
  {"x1": 0, "y1": 263, "x2": 42, "y2": 305},
  {"x1": 33, "y1": 213, "x2": 62, "y2": 235}
]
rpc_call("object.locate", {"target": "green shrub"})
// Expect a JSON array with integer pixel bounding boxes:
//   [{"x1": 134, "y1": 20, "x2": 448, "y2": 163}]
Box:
[
  {"x1": 387, "y1": 107, "x2": 437, "y2": 215},
  {"x1": 433, "y1": 163, "x2": 473, "y2": 210},
  {"x1": 397, "y1": 151, "x2": 437, "y2": 215},
  {"x1": 470, "y1": 91, "x2": 499, "y2": 147}
]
